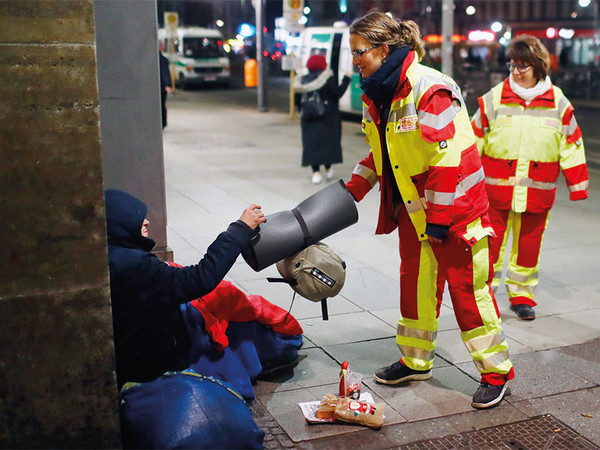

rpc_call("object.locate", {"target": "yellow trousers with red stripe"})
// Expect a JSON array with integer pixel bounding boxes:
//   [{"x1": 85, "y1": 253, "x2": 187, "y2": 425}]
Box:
[
  {"x1": 488, "y1": 208, "x2": 550, "y2": 307},
  {"x1": 396, "y1": 206, "x2": 514, "y2": 385}
]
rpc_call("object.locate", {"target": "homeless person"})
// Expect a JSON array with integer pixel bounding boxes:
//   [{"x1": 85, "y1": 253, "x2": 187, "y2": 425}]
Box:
[{"x1": 104, "y1": 189, "x2": 303, "y2": 400}]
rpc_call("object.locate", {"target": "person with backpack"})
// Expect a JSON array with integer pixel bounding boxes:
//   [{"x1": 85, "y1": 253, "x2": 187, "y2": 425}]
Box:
[{"x1": 293, "y1": 54, "x2": 351, "y2": 184}]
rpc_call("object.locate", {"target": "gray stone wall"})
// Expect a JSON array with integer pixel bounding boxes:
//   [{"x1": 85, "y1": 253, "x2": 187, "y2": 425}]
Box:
[{"x1": 0, "y1": 1, "x2": 120, "y2": 447}]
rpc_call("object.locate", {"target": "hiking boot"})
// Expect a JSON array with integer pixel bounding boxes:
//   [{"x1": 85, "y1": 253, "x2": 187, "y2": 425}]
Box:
[
  {"x1": 510, "y1": 304, "x2": 535, "y2": 320},
  {"x1": 471, "y1": 382, "x2": 509, "y2": 409},
  {"x1": 374, "y1": 361, "x2": 432, "y2": 385}
]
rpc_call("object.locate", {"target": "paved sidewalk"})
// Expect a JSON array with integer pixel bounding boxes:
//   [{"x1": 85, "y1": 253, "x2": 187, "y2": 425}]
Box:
[{"x1": 162, "y1": 82, "x2": 600, "y2": 448}]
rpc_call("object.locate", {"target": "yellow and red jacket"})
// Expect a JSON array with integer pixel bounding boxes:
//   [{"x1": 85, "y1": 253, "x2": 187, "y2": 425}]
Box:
[
  {"x1": 471, "y1": 79, "x2": 588, "y2": 213},
  {"x1": 346, "y1": 51, "x2": 491, "y2": 242}
]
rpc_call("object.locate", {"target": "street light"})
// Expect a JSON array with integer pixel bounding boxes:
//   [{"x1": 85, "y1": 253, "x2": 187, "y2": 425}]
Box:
[
  {"x1": 546, "y1": 27, "x2": 557, "y2": 39},
  {"x1": 466, "y1": 5, "x2": 476, "y2": 16},
  {"x1": 491, "y1": 21, "x2": 502, "y2": 33}
]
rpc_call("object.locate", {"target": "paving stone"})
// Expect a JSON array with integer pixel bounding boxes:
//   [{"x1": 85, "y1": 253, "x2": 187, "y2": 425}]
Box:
[
  {"x1": 512, "y1": 387, "x2": 600, "y2": 445},
  {"x1": 298, "y1": 311, "x2": 395, "y2": 347},
  {"x1": 366, "y1": 365, "x2": 480, "y2": 422}
]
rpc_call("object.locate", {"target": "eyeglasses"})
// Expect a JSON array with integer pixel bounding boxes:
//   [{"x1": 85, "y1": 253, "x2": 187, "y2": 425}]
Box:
[
  {"x1": 506, "y1": 62, "x2": 531, "y2": 74},
  {"x1": 350, "y1": 45, "x2": 378, "y2": 57}
]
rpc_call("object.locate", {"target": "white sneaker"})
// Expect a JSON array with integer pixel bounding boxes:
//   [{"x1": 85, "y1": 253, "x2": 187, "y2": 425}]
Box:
[
  {"x1": 312, "y1": 172, "x2": 323, "y2": 184},
  {"x1": 325, "y1": 168, "x2": 334, "y2": 180}
]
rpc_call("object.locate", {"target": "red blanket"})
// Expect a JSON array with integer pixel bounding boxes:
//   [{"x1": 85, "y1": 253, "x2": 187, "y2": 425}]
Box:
[{"x1": 167, "y1": 262, "x2": 302, "y2": 351}]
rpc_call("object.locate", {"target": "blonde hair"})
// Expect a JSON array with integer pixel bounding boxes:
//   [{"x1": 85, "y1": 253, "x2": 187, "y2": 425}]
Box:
[
  {"x1": 508, "y1": 35, "x2": 551, "y2": 80},
  {"x1": 349, "y1": 11, "x2": 425, "y2": 61}
]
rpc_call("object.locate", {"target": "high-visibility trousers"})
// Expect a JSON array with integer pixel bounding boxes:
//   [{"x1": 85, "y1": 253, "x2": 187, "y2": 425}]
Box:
[
  {"x1": 396, "y1": 206, "x2": 514, "y2": 385},
  {"x1": 488, "y1": 208, "x2": 550, "y2": 307}
]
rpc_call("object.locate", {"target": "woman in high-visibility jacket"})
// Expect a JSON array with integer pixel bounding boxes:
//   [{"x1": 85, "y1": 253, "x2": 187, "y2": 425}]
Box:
[
  {"x1": 472, "y1": 35, "x2": 588, "y2": 321},
  {"x1": 346, "y1": 11, "x2": 514, "y2": 409}
]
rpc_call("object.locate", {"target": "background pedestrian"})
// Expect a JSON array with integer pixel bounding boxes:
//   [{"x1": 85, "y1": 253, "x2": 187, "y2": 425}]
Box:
[
  {"x1": 159, "y1": 42, "x2": 172, "y2": 129},
  {"x1": 294, "y1": 54, "x2": 351, "y2": 184}
]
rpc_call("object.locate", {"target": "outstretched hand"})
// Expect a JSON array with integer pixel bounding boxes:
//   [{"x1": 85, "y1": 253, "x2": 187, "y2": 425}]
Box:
[{"x1": 239, "y1": 204, "x2": 267, "y2": 230}]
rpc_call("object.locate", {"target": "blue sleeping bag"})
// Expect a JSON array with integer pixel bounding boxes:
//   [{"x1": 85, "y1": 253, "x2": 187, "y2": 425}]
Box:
[
  {"x1": 181, "y1": 302, "x2": 303, "y2": 401},
  {"x1": 120, "y1": 369, "x2": 265, "y2": 449}
]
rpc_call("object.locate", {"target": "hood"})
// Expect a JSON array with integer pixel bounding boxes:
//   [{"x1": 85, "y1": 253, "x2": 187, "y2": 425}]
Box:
[{"x1": 104, "y1": 189, "x2": 155, "y2": 251}]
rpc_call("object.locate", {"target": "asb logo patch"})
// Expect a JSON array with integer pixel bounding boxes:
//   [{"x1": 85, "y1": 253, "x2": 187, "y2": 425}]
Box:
[
  {"x1": 399, "y1": 115, "x2": 418, "y2": 132},
  {"x1": 439, "y1": 140, "x2": 448, "y2": 149}
]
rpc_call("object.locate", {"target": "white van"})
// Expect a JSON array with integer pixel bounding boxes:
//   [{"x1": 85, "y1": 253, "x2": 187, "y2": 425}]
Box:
[
  {"x1": 296, "y1": 26, "x2": 362, "y2": 115},
  {"x1": 158, "y1": 27, "x2": 231, "y2": 87}
]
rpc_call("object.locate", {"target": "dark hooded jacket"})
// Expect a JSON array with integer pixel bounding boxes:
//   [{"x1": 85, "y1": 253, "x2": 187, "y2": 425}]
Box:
[
  {"x1": 104, "y1": 189, "x2": 253, "y2": 387},
  {"x1": 293, "y1": 69, "x2": 351, "y2": 167}
]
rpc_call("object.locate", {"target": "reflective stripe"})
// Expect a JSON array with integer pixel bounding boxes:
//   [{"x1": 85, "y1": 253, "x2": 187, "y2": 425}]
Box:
[
  {"x1": 362, "y1": 104, "x2": 372, "y2": 121},
  {"x1": 496, "y1": 106, "x2": 522, "y2": 116},
  {"x1": 569, "y1": 180, "x2": 589, "y2": 192},
  {"x1": 496, "y1": 107, "x2": 561, "y2": 120},
  {"x1": 397, "y1": 324, "x2": 437, "y2": 342},
  {"x1": 485, "y1": 176, "x2": 556, "y2": 190},
  {"x1": 464, "y1": 331, "x2": 506, "y2": 353},
  {"x1": 562, "y1": 114, "x2": 579, "y2": 136},
  {"x1": 506, "y1": 270, "x2": 537, "y2": 284},
  {"x1": 353, "y1": 164, "x2": 378, "y2": 187},
  {"x1": 558, "y1": 95, "x2": 570, "y2": 115},
  {"x1": 473, "y1": 350, "x2": 510, "y2": 371},
  {"x1": 397, "y1": 102, "x2": 417, "y2": 118},
  {"x1": 522, "y1": 109, "x2": 561, "y2": 119},
  {"x1": 425, "y1": 189, "x2": 454, "y2": 206},
  {"x1": 404, "y1": 197, "x2": 428, "y2": 213},
  {"x1": 455, "y1": 167, "x2": 485, "y2": 199},
  {"x1": 472, "y1": 109, "x2": 482, "y2": 129},
  {"x1": 483, "y1": 91, "x2": 495, "y2": 122},
  {"x1": 399, "y1": 345, "x2": 436, "y2": 362},
  {"x1": 418, "y1": 103, "x2": 457, "y2": 130},
  {"x1": 413, "y1": 75, "x2": 463, "y2": 103},
  {"x1": 506, "y1": 283, "x2": 535, "y2": 294}
]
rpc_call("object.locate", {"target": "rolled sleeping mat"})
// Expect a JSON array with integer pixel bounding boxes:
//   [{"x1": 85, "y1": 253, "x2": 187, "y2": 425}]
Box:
[{"x1": 242, "y1": 180, "x2": 358, "y2": 272}]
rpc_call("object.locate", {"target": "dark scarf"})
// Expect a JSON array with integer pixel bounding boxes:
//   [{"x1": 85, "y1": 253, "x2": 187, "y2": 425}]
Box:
[
  {"x1": 360, "y1": 47, "x2": 410, "y2": 207},
  {"x1": 360, "y1": 46, "x2": 410, "y2": 109}
]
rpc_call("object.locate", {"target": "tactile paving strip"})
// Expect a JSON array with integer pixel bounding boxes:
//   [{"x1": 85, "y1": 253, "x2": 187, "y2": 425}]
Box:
[{"x1": 402, "y1": 414, "x2": 599, "y2": 449}]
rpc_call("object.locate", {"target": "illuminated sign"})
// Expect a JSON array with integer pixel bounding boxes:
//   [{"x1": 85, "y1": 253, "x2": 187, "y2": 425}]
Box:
[
  {"x1": 424, "y1": 34, "x2": 466, "y2": 43},
  {"x1": 468, "y1": 30, "x2": 496, "y2": 42}
]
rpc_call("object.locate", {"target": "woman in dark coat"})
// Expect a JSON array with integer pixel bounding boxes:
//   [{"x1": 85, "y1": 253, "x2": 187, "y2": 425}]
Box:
[{"x1": 294, "y1": 54, "x2": 351, "y2": 184}]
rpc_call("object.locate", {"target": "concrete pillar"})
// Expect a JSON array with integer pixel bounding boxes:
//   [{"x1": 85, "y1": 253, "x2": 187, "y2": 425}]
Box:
[
  {"x1": 94, "y1": 0, "x2": 172, "y2": 261},
  {"x1": 0, "y1": 0, "x2": 120, "y2": 447}
]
